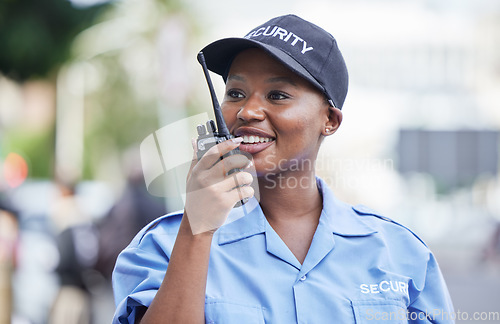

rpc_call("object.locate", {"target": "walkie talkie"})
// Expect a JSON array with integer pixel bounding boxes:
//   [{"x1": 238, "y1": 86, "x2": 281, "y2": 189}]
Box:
[{"x1": 196, "y1": 51, "x2": 248, "y2": 206}]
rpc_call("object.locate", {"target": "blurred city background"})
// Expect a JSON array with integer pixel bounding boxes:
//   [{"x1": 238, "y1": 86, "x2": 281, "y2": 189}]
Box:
[{"x1": 1, "y1": 0, "x2": 499, "y2": 323}]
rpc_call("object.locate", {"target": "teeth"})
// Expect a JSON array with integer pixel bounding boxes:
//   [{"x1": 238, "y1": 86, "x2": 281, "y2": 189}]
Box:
[{"x1": 242, "y1": 135, "x2": 272, "y2": 144}]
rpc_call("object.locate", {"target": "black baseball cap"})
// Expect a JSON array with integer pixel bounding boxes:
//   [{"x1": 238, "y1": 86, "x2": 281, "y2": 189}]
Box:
[{"x1": 201, "y1": 14, "x2": 349, "y2": 109}]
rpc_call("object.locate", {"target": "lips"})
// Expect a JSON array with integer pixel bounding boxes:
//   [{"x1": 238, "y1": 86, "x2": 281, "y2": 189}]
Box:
[{"x1": 234, "y1": 127, "x2": 275, "y2": 154}]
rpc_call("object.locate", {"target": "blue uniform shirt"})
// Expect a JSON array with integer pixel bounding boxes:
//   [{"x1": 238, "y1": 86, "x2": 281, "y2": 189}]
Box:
[{"x1": 112, "y1": 178, "x2": 454, "y2": 323}]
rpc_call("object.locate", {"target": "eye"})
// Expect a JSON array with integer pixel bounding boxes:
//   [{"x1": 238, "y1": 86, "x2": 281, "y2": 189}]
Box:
[
  {"x1": 226, "y1": 89, "x2": 245, "y2": 99},
  {"x1": 268, "y1": 91, "x2": 289, "y2": 101}
]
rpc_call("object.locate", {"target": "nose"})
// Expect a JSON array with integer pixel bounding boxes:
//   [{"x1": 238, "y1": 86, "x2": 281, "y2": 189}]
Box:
[{"x1": 236, "y1": 95, "x2": 266, "y2": 122}]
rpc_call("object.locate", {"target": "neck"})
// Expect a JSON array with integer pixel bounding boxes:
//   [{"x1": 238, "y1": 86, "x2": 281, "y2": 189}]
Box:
[{"x1": 257, "y1": 171, "x2": 322, "y2": 223}]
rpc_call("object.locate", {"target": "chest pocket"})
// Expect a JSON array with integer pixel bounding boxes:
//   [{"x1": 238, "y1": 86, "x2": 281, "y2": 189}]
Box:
[
  {"x1": 205, "y1": 300, "x2": 265, "y2": 324},
  {"x1": 351, "y1": 299, "x2": 407, "y2": 324}
]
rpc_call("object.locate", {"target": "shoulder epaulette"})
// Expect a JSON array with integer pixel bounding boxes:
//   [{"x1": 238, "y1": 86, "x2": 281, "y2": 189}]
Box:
[{"x1": 352, "y1": 204, "x2": 428, "y2": 247}]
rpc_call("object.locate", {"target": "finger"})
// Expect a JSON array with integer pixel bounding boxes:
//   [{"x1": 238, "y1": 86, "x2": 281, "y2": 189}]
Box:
[
  {"x1": 220, "y1": 171, "x2": 254, "y2": 192},
  {"x1": 197, "y1": 137, "x2": 243, "y2": 170},
  {"x1": 212, "y1": 153, "x2": 251, "y2": 176},
  {"x1": 228, "y1": 183, "x2": 255, "y2": 203},
  {"x1": 195, "y1": 171, "x2": 253, "y2": 194}
]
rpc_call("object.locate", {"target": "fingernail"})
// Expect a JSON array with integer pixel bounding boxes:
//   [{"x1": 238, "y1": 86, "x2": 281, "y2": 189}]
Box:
[
  {"x1": 231, "y1": 137, "x2": 243, "y2": 144},
  {"x1": 245, "y1": 160, "x2": 253, "y2": 169}
]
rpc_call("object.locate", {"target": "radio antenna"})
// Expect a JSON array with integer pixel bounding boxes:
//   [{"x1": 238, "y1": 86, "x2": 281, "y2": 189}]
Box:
[{"x1": 197, "y1": 51, "x2": 230, "y2": 136}]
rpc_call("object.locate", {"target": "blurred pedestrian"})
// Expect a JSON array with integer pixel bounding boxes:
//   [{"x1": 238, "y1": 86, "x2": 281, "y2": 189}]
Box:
[
  {"x1": 94, "y1": 169, "x2": 167, "y2": 281},
  {"x1": 0, "y1": 199, "x2": 19, "y2": 324},
  {"x1": 483, "y1": 222, "x2": 500, "y2": 264},
  {"x1": 48, "y1": 181, "x2": 97, "y2": 324}
]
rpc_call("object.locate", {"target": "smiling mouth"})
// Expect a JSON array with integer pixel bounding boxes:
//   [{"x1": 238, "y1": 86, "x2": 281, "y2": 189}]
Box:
[
  {"x1": 236, "y1": 135, "x2": 275, "y2": 154},
  {"x1": 241, "y1": 135, "x2": 274, "y2": 144}
]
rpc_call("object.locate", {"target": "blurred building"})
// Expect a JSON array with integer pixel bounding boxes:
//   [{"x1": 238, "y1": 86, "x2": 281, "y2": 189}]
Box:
[{"x1": 398, "y1": 129, "x2": 499, "y2": 191}]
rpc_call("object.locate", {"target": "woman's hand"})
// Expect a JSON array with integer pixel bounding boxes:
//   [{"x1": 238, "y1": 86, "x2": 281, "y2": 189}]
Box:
[
  {"x1": 185, "y1": 137, "x2": 254, "y2": 235},
  {"x1": 139, "y1": 139, "x2": 253, "y2": 323}
]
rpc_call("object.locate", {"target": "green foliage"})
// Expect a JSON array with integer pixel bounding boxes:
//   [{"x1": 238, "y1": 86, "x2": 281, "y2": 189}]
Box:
[
  {"x1": 3, "y1": 126, "x2": 55, "y2": 178},
  {"x1": 0, "y1": 0, "x2": 108, "y2": 81}
]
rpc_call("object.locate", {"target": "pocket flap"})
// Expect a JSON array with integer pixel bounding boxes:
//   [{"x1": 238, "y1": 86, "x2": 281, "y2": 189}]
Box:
[
  {"x1": 351, "y1": 299, "x2": 407, "y2": 323},
  {"x1": 205, "y1": 300, "x2": 265, "y2": 324}
]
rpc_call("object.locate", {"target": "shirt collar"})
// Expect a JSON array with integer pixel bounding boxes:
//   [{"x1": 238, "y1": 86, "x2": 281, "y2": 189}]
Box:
[
  {"x1": 217, "y1": 197, "x2": 266, "y2": 245},
  {"x1": 317, "y1": 177, "x2": 377, "y2": 237},
  {"x1": 217, "y1": 177, "x2": 376, "y2": 245}
]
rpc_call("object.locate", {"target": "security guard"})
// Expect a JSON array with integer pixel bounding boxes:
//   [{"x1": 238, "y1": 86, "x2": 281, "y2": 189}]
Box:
[{"x1": 112, "y1": 15, "x2": 454, "y2": 323}]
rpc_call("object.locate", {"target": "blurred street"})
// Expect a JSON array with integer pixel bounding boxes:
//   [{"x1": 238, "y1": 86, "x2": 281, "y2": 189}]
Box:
[
  {"x1": 1, "y1": 0, "x2": 500, "y2": 323},
  {"x1": 437, "y1": 248, "x2": 500, "y2": 323}
]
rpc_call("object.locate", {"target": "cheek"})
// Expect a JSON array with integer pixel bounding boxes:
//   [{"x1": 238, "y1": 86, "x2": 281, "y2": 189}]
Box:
[
  {"x1": 221, "y1": 105, "x2": 237, "y2": 128},
  {"x1": 276, "y1": 113, "x2": 322, "y2": 140},
  {"x1": 278, "y1": 97, "x2": 327, "y2": 134}
]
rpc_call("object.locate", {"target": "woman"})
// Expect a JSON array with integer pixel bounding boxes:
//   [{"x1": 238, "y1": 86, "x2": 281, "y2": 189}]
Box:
[{"x1": 112, "y1": 15, "x2": 454, "y2": 323}]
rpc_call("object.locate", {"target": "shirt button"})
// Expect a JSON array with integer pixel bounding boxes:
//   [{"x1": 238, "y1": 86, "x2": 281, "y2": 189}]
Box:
[{"x1": 300, "y1": 275, "x2": 307, "y2": 281}]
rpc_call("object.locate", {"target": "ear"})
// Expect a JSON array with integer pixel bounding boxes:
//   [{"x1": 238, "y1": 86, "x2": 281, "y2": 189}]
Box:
[{"x1": 321, "y1": 106, "x2": 342, "y2": 136}]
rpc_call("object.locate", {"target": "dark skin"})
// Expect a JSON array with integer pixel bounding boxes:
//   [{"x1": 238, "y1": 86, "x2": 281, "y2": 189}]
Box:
[{"x1": 138, "y1": 48, "x2": 342, "y2": 323}]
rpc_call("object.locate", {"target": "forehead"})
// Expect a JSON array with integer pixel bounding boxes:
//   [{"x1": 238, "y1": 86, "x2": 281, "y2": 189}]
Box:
[{"x1": 227, "y1": 48, "x2": 310, "y2": 86}]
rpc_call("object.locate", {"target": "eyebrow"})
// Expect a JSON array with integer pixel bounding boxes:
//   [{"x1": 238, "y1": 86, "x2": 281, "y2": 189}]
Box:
[
  {"x1": 265, "y1": 77, "x2": 298, "y2": 87},
  {"x1": 227, "y1": 75, "x2": 245, "y2": 82},
  {"x1": 227, "y1": 75, "x2": 298, "y2": 87}
]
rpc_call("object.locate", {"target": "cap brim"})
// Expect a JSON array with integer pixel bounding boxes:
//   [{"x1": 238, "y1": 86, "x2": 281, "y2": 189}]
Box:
[{"x1": 201, "y1": 38, "x2": 325, "y2": 97}]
